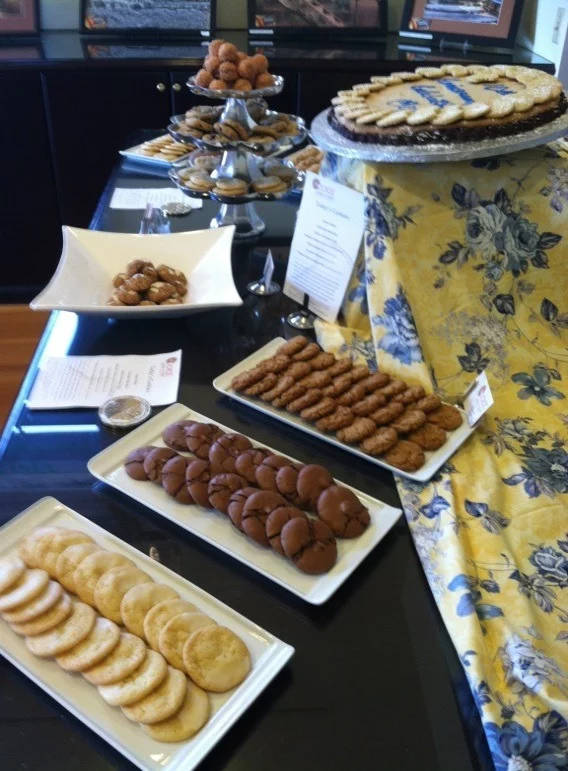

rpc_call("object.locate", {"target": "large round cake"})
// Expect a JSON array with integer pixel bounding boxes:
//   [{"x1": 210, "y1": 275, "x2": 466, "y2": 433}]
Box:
[{"x1": 329, "y1": 65, "x2": 567, "y2": 145}]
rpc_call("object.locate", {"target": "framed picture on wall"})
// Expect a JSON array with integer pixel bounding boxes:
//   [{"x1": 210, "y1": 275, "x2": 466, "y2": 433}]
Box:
[
  {"x1": 400, "y1": 0, "x2": 525, "y2": 48},
  {"x1": 81, "y1": 0, "x2": 216, "y2": 37},
  {"x1": 248, "y1": 0, "x2": 387, "y2": 38},
  {"x1": 0, "y1": 0, "x2": 39, "y2": 36}
]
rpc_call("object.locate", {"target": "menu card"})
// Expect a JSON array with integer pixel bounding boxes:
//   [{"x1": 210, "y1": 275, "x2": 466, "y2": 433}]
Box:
[
  {"x1": 110, "y1": 188, "x2": 203, "y2": 210},
  {"x1": 27, "y1": 351, "x2": 181, "y2": 410},
  {"x1": 283, "y1": 172, "x2": 365, "y2": 323}
]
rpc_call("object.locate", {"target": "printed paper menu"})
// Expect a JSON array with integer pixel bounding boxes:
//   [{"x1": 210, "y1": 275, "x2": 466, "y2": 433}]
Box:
[{"x1": 283, "y1": 172, "x2": 365, "y2": 323}]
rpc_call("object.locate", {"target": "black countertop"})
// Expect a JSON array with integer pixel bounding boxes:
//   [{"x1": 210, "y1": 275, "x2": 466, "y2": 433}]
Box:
[{"x1": 0, "y1": 150, "x2": 494, "y2": 770}]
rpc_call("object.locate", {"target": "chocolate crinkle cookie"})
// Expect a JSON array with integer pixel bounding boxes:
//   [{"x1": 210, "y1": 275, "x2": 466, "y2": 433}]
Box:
[
  {"x1": 208, "y1": 473, "x2": 246, "y2": 514},
  {"x1": 234, "y1": 447, "x2": 271, "y2": 484},
  {"x1": 296, "y1": 464, "x2": 334, "y2": 510},
  {"x1": 256, "y1": 454, "x2": 298, "y2": 491},
  {"x1": 209, "y1": 433, "x2": 253, "y2": 473},
  {"x1": 143, "y1": 447, "x2": 178, "y2": 484},
  {"x1": 227, "y1": 487, "x2": 258, "y2": 531},
  {"x1": 161, "y1": 456, "x2": 193, "y2": 504},
  {"x1": 185, "y1": 422, "x2": 225, "y2": 459},
  {"x1": 266, "y1": 506, "x2": 306, "y2": 555},
  {"x1": 281, "y1": 517, "x2": 337, "y2": 574},
  {"x1": 162, "y1": 420, "x2": 195, "y2": 452},
  {"x1": 185, "y1": 459, "x2": 216, "y2": 508},
  {"x1": 316, "y1": 485, "x2": 370, "y2": 538},
  {"x1": 242, "y1": 490, "x2": 287, "y2": 547},
  {"x1": 124, "y1": 446, "x2": 157, "y2": 480}
]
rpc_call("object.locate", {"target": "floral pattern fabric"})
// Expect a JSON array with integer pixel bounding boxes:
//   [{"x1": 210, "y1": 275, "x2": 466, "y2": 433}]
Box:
[{"x1": 317, "y1": 144, "x2": 568, "y2": 769}]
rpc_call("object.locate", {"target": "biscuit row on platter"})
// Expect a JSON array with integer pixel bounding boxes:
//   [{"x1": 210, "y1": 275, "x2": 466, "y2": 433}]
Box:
[
  {"x1": 230, "y1": 336, "x2": 463, "y2": 473},
  {"x1": 125, "y1": 423, "x2": 372, "y2": 575},
  {"x1": 136, "y1": 135, "x2": 194, "y2": 162},
  {"x1": 0, "y1": 527, "x2": 252, "y2": 742}
]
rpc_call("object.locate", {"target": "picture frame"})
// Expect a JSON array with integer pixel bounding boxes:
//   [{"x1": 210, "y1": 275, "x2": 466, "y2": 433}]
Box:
[
  {"x1": 81, "y1": 0, "x2": 216, "y2": 37},
  {"x1": 399, "y1": 0, "x2": 525, "y2": 49},
  {"x1": 248, "y1": 0, "x2": 387, "y2": 39},
  {"x1": 0, "y1": 0, "x2": 39, "y2": 37}
]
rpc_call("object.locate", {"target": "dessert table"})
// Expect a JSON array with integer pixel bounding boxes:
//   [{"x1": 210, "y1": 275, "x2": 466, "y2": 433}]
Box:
[{"x1": 0, "y1": 139, "x2": 493, "y2": 770}]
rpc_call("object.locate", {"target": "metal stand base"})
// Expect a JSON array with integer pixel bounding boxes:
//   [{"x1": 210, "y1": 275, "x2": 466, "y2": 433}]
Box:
[
  {"x1": 287, "y1": 309, "x2": 316, "y2": 330},
  {"x1": 247, "y1": 279, "x2": 280, "y2": 296},
  {"x1": 210, "y1": 202, "x2": 266, "y2": 239}
]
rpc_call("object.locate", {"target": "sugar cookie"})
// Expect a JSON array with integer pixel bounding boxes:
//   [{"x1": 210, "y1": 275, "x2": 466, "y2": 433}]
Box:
[
  {"x1": 74, "y1": 551, "x2": 135, "y2": 607},
  {"x1": 10, "y1": 592, "x2": 72, "y2": 636},
  {"x1": 122, "y1": 666, "x2": 187, "y2": 724},
  {"x1": 183, "y1": 625, "x2": 251, "y2": 692},
  {"x1": 0, "y1": 569, "x2": 49, "y2": 611},
  {"x1": 144, "y1": 599, "x2": 200, "y2": 652},
  {"x1": 0, "y1": 555, "x2": 26, "y2": 593},
  {"x1": 19, "y1": 527, "x2": 64, "y2": 568},
  {"x1": 2, "y1": 580, "x2": 61, "y2": 623},
  {"x1": 120, "y1": 583, "x2": 179, "y2": 641},
  {"x1": 55, "y1": 542, "x2": 102, "y2": 593},
  {"x1": 98, "y1": 649, "x2": 168, "y2": 707},
  {"x1": 56, "y1": 616, "x2": 120, "y2": 672},
  {"x1": 140, "y1": 682, "x2": 210, "y2": 742},
  {"x1": 93, "y1": 565, "x2": 153, "y2": 624},
  {"x1": 159, "y1": 612, "x2": 216, "y2": 671},
  {"x1": 82, "y1": 631, "x2": 146, "y2": 685},
  {"x1": 36, "y1": 530, "x2": 94, "y2": 576},
  {"x1": 25, "y1": 601, "x2": 96, "y2": 657}
]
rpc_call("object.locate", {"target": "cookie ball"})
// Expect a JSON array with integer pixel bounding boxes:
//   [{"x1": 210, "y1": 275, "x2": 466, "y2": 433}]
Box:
[
  {"x1": 208, "y1": 38, "x2": 225, "y2": 56},
  {"x1": 113, "y1": 272, "x2": 128, "y2": 288},
  {"x1": 204, "y1": 55, "x2": 220, "y2": 75},
  {"x1": 147, "y1": 282, "x2": 176, "y2": 303},
  {"x1": 218, "y1": 61, "x2": 238, "y2": 82},
  {"x1": 124, "y1": 273, "x2": 153, "y2": 292},
  {"x1": 251, "y1": 54, "x2": 269, "y2": 73},
  {"x1": 317, "y1": 485, "x2": 370, "y2": 538},
  {"x1": 256, "y1": 73, "x2": 275, "y2": 89},
  {"x1": 126, "y1": 259, "x2": 153, "y2": 277},
  {"x1": 195, "y1": 69, "x2": 213, "y2": 87},
  {"x1": 237, "y1": 58, "x2": 257, "y2": 82},
  {"x1": 237, "y1": 51, "x2": 247, "y2": 61},
  {"x1": 218, "y1": 42, "x2": 239, "y2": 63},
  {"x1": 116, "y1": 287, "x2": 140, "y2": 306},
  {"x1": 233, "y1": 78, "x2": 252, "y2": 91},
  {"x1": 281, "y1": 517, "x2": 337, "y2": 574},
  {"x1": 209, "y1": 79, "x2": 229, "y2": 90}
]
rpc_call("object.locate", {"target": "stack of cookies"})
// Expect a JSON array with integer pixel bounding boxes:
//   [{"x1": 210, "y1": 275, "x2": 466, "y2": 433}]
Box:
[
  {"x1": 0, "y1": 527, "x2": 252, "y2": 743},
  {"x1": 230, "y1": 336, "x2": 463, "y2": 473},
  {"x1": 136, "y1": 135, "x2": 193, "y2": 162},
  {"x1": 180, "y1": 105, "x2": 299, "y2": 147},
  {"x1": 125, "y1": 420, "x2": 372, "y2": 574},
  {"x1": 193, "y1": 39, "x2": 276, "y2": 92},
  {"x1": 286, "y1": 145, "x2": 324, "y2": 174}
]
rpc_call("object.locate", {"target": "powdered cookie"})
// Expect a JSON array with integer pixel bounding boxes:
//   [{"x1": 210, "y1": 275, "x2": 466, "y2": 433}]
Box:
[
  {"x1": 183, "y1": 625, "x2": 251, "y2": 692},
  {"x1": 159, "y1": 612, "x2": 217, "y2": 670},
  {"x1": 0, "y1": 568, "x2": 49, "y2": 611},
  {"x1": 0, "y1": 555, "x2": 26, "y2": 593},
  {"x1": 360, "y1": 427, "x2": 398, "y2": 456},
  {"x1": 352, "y1": 393, "x2": 386, "y2": 416},
  {"x1": 94, "y1": 565, "x2": 153, "y2": 624},
  {"x1": 140, "y1": 681, "x2": 210, "y2": 742},
  {"x1": 316, "y1": 406, "x2": 355, "y2": 432},
  {"x1": 55, "y1": 542, "x2": 102, "y2": 593},
  {"x1": 336, "y1": 417, "x2": 376, "y2": 444},
  {"x1": 383, "y1": 440, "x2": 425, "y2": 472},
  {"x1": 74, "y1": 551, "x2": 135, "y2": 607},
  {"x1": 83, "y1": 631, "x2": 146, "y2": 685},
  {"x1": 427, "y1": 404, "x2": 463, "y2": 430},
  {"x1": 144, "y1": 599, "x2": 199, "y2": 652},
  {"x1": 337, "y1": 383, "x2": 366, "y2": 407},
  {"x1": 56, "y1": 616, "x2": 120, "y2": 672},
  {"x1": 122, "y1": 666, "x2": 187, "y2": 724},
  {"x1": 369, "y1": 401, "x2": 404, "y2": 425},
  {"x1": 391, "y1": 409, "x2": 427, "y2": 434},
  {"x1": 3, "y1": 580, "x2": 61, "y2": 623},
  {"x1": 10, "y1": 592, "x2": 71, "y2": 636},
  {"x1": 408, "y1": 423, "x2": 447, "y2": 451},
  {"x1": 98, "y1": 649, "x2": 168, "y2": 707},
  {"x1": 121, "y1": 583, "x2": 179, "y2": 640},
  {"x1": 25, "y1": 601, "x2": 96, "y2": 657},
  {"x1": 316, "y1": 485, "x2": 370, "y2": 538},
  {"x1": 392, "y1": 385, "x2": 426, "y2": 405},
  {"x1": 292, "y1": 342, "x2": 320, "y2": 361}
]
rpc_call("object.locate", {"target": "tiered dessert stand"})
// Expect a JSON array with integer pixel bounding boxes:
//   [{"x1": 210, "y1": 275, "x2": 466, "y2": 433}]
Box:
[{"x1": 168, "y1": 75, "x2": 307, "y2": 238}]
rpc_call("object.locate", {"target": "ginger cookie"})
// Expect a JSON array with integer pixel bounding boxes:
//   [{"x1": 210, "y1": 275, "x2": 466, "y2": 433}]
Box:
[
  {"x1": 336, "y1": 417, "x2": 376, "y2": 444},
  {"x1": 427, "y1": 404, "x2": 463, "y2": 431},
  {"x1": 300, "y1": 397, "x2": 336, "y2": 421},
  {"x1": 0, "y1": 568, "x2": 49, "y2": 611},
  {"x1": 286, "y1": 361, "x2": 312, "y2": 381},
  {"x1": 3, "y1": 580, "x2": 62, "y2": 624},
  {"x1": 234, "y1": 447, "x2": 271, "y2": 484},
  {"x1": 266, "y1": 506, "x2": 306, "y2": 555},
  {"x1": 298, "y1": 371, "x2": 332, "y2": 390},
  {"x1": 408, "y1": 423, "x2": 447, "y2": 451},
  {"x1": 242, "y1": 490, "x2": 287, "y2": 546},
  {"x1": 56, "y1": 616, "x2": 120, "y2": 672},
  {"x1": 159, "y1": 612, "x2": 217, "y2": 671},
  {"x1": 209, "y1": 433, "x2": 253, "y2": 473},
  {"x1": 275, "y1": 335, "x2": 308, "y2": 357},
  {"x1": 352, "y1": 393, "x2": 386, "y2": 417},
  {"x1": 292, "y1": 342, "x2": 320, "y2": 361},
  {"x1": 260, "y1": 375, "x2": 295, "y2": 402},
  {"x1": 323, "y1": 373, "x2": 353, "y2": 398},
  {"x1": 287, "y1": 388, "x2": 323, "y2": 413},
  {"x1": 415, "y1": 394, "x2": 442, "y2": 413},
  {"x1": 141, "y1": 681, "x2": 210, "y2": 742},
  {"x1": 82, "y1": 631, "x2": 146, "y2": 685},
  {"x1": 392, "y1": 385, "x2": 426, "y2": 405},
  {"x1": 379, "y1": 379, "x2": 407, "y2": 398},
  {"x1": 121, "y1": 583, "x2": 179, "y2": 641},
  {"x1": 26, "y1": 601, "x2": 96, "y2": 657},
  {"x1": 55, "y1": 542, "x2": 102, "y2": 593},
  {"x1": 327, "y1": 358, "x2": 353, "y2": 378},
  {"x1": 94, "y1": 565, "x2": 153, "y2": 624},
  {"x1": 349, "y1": 365, "x2": 371, "y2": 382},
  {"x1": 316, "y1": 406, "x2": 355, "y2": 433},
  {"x1": 231, "y1": 368, "x2": 264, "y2": 392},
  {"x1": 309, "y1": 352, "x2": 336, "y2": 371},
  {"x1": 272, "y1": 383, "x2": 306, "y2": 408},
  {"x1": 281, "y1": 517, "x2": 337, "y2": 575},
  {"x1": 74, "y1": 551, "x2": 135, "y2": 607},
  {"x1": 296, "y1": 464, "x2": 334, "y2": 510},
  {"x1": 369, "y1": 402, "x2": 404, "y2": 425},
  {"x1": 337, "y1": 383, "x2": 366, "y2": 407},
  {"x1": 183, "y1": 625, "x2": 251, "y2": 692},
  {"x1": 391, "y1": 409, "x2": 427, "y2": 434},
  {"x1": 0, "y1": 555, "x2": 26, "y2": 594},
  {"x1": 122, "y1": 666, "x2": 187, "y2": 725},
  {"x1": 10, "y1": 592, "x2": 72, "y2": 637},
  {"x1": 98, "y1": 649, "x2": 168, "y2": 707},
  {"x1": 360, "y1": 427, "x2": 399, "y2": 456},
  {"x1": 316, "y1": 485, "x2": 370, "y2": 538},
  {"x1": 244, "y1": 373, "x2": 278, "y2": 396},
  {"x1": 383, "y1": 440, "x2": 425, "y2": 472},
  {"x1": 257, "y1": 354, "x2": 291, "y2": 374},
  {"x1": 358, "y1": 372, "x2": 390, "y2": 392},
  {"x1": 144, "y1": 600, "x2": 200, "y2": 652}
]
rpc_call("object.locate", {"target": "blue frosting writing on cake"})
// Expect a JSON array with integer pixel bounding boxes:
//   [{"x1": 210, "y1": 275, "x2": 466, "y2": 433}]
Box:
[
  {"x1": 410, "y1": 84, "x2": 451, "y2": 108},
  {"x1": 484, "y1": 83, "x2": 516, "y2": 96},
  {"x1": 438, "y1": 78, "x2": 474, "y2": 104},
  {"x1": 388, "y1": 98, "x2": 420, "y2": 110}
]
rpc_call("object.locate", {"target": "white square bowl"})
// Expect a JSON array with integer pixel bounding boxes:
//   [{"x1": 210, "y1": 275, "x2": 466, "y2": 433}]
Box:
[{"x1": 31, "y1": 225, "x2": 242, "y2": 318}]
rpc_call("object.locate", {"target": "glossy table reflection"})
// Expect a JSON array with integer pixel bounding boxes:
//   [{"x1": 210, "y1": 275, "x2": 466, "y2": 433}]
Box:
[{"x1": 0, "y1": 150, "x2": 493, "y2": 771}]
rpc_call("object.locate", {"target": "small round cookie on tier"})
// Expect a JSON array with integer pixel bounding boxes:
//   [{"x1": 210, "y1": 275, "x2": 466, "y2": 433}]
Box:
[
  {"x1": 252, "y1": 176, "x2": 288, "y2": 196},
  {"x1": 212, "y1": 177, "x2": 249, "y2": 198},
  {"x1": 317, "y1": 485, "x2": 370, "y2": 538}
]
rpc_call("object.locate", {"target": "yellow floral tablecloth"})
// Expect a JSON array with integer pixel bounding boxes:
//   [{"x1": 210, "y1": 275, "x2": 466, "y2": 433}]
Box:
[{"x1": 317, "y1": 145, "x2": 568, "y2": 769}]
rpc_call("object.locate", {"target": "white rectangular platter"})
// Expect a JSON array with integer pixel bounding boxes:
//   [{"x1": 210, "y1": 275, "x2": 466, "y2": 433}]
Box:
[
  {"x1": 0, "y1": 497, "x2": 294, "y2": 771},
  {"x1": 88, "y1": 404, "x2": 402, "y2": 605},
  {"x1": 120, "y1": 137, "x2": 193, "y2": 167},
  {"x1": 213, "y1": 338, "x2": 475, "y2": 483}
]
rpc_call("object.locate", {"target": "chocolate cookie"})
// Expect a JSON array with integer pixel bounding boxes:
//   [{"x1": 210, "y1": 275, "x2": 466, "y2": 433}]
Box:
[
  {"x1": 383, "y1": 440, "x2": 425, "y2": 472},
  {"x1": 392, "y1": 385, "x2": 426, "y2": 405},
  {"x1": 316, "y1": 485, "x2": 370, "y2": 538},
  {"x1": 415, "y1": 394, "x2": 442, "y2": 413},
  {"x1": 349, "y1": 365, "x2": 371, "y2": 383},
  {"x1": 360, "y1": 427, "x2": 398, "y2": 456},
  {"x1": 379, "y1": 379, "x2": 407, "y2": 398},
  {"x1": 281, "y1": 518, "x2": 337, "y2": 574},
  {"x1": 272, "y1": 383, "x2": 306, "y2": 408},
  {"x1": 309, "y1": 352, "x2": 336, "y2": 371},
  {"x1": 208, "y1": 473, "x2": 245, "y2": 514},
  {"x1": 162, "y1": 421, "x2": 195, "y2": 452},
  {"x1": 185, "y1": 460, "x2": 216, "y2": 508},
  {"x1": 231, "y1": 369, "x2": 264, "y2": 392},
  {"x1": 358, "y1": 372, "x2": 390, "y2": 392},
  {"x1": 296, "y1": 464, "x2": 334, "y2": 510},
  {"x1": 242, "y1": 490, "x2": 287, "y2": 546},
  {"x1": 234, "y1": 447, "x2": 271, "y2": 484},
  {"x1": 315, "y1": 406, "x2": 355, "y2": 433},
  {"x1": 300, "y1": 397, "x2": 336, "y2": 422},
  {"x1": 256, "y1": 455, "x2": 297, "y2": 491},
  {"x1": 275, "y1": 465, "x2": 308, "y2": 508},
  {"x1": 257, "y1": 354, "x2": 291, "y2": 375},
  {"x1": 391, "y1": 409, "x2": 427, "y2": 434},
  {"x1": 266, "y1": 506, "x2": 306, "y2": 555},
  {"x1": 143, "y1": 448, "x2": 178, "y2": 484},
  {"x1": 323, "y1": 374, "x2": 354, "y2": 398},
  {"x1": 337, "y1": 383, "x2": 366, "y2": 407},
  {"x1": 292, "y1": 342, "x2": 320, "y2": 361},
  {"x1": 260, "y1": 375, "x2": 295, "y2": 402},
  {"x1": 124, "y1": 446, "x2": 156, "y2": 481},
  {"x1": 407, "y1": 423, "x2": 447, "y2": 451},
  {"x1": 427, "y1": 405, "x2": 463, "y2": 431},
  {"x1": 227, "y1": 487, "x2": 258, "y2": 531},
  {"x1": 287, "y1": 389, "x2": 323, "y2": 413},
  {"x1": 336, "y1": 417, "x2": 376, "y2": 444},
  {"x1": 327, "y1": 358, "x2": 352, "y2": 378},
  {"x1": 275, "y1": 335, "x2": 308, "y2": 357},
  {"x1": 185, "y1": 423, "x2": 225, "y2": 460},
  {"x1": 162, "y1": 456, "x2": 193, "y2": 504},
  {"x1": 351, "y1": 393, "x2": 386, "y2": 417},
  {"x1": 286, "y1": 362, "x2": 312, "y2": 381},
  {"x1": 369, "y1": 402, "x2": 404, "y2": 426},
  {"x1": 244, "y1": 373, "x2": 278, "y2": 396},
  {"x1": 209, "y1": 433, "x2": 253, "y2": 473}
]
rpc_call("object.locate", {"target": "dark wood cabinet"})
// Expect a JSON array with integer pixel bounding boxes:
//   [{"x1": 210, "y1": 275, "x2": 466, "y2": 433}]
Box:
[
  {"x1": 43, "y1": 70, "x2": 173, "y2": 229},
  {"x1": 0, "y1": 73, "x2": 61, "y2": 296}
]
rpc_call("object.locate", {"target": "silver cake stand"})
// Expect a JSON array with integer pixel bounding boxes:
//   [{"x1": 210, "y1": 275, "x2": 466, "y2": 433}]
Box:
[{"x1": 311, "y1": 107, "x2": 568, "y2": 163}]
